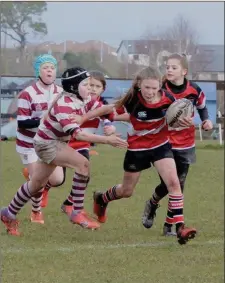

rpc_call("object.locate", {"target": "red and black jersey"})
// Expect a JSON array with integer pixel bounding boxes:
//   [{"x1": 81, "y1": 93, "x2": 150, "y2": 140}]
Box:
[
  {"x1": 116, "y1": 89, "x2": 175, "y2": 151},
  {"x1": 163, "y1": 78, "x2": 208, "y2": 150}
]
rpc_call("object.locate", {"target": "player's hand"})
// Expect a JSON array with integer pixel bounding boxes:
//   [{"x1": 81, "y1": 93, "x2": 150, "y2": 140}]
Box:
[
  {"x1": 106, "y1": 134, "x2": 128, "y2": 148},
  {"x1": 202, "y1": 119, "x2": 213, "y2": 131},
  {"x1": 69, "y1": 114, "x2": 84, "y2": 125},
  {"x1": 178, "y1": 117, "x2": 194, "y2": 127},
  {"x1": 104, "y1": 125, "x2": 116, "y2": 136}
]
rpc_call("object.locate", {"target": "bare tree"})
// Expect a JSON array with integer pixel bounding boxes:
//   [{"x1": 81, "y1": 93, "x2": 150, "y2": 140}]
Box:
[
  {"x1": 142, "y1": 14, "x2": 215, "y2": 78},
  {"x1": 161, "y1": 14, "x2": 199, "y2": 54}
]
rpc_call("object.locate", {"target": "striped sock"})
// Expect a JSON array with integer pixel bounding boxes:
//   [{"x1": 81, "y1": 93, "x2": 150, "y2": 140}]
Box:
[
  {"x1": 31, "y1": 188, "x2": 44, "y2": 212},
  {"x1": 168, "y1": 194, "x2": 184, "y2": 232},
  {"x1": 65, "y1": 175, "x2": 90, "y2": 206},
  {"x1": 164, "y1": 207, "x2": 175, "y2": 227},
  {"x1": 30, "y1": 180, "x2": 51, "y2": 212},
  {"x1": 44, "y1": 181, "x2": 52, "y2": 191},
  {"x1": 72, "y1": 172, "x2": 89, "y2": 212},
  {"x1": 8, "y1": 182, "x2": 32, "y2": 218},
  {"x1": 102, "y1": 185, "x2": 120, "y2": 204}
]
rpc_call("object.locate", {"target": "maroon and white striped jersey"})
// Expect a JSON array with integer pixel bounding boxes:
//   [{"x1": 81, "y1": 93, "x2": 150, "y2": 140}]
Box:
[
  {"x1": 16, "y1": 82, "x2": 62, "y2": 153},
  {"x1": 34, "y1": 93, "x2": 101, "y2": 143}
]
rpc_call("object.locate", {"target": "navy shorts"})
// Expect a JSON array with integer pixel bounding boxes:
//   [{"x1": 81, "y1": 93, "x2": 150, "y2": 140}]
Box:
[
  {"x1": 172, "y1": 147, "x2": 196, "y2": 164},
  {"x1": 77, "y1": 149, "x2": 90, "y2": 160},
  {"x1": 123, "y1": 142, "x2": 174, "y2": 173}
]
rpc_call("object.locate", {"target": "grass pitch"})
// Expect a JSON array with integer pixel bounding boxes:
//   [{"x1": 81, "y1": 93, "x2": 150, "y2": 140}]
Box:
[{"x1": 1, "y1": 142, "x2": 224, "y2": 283}]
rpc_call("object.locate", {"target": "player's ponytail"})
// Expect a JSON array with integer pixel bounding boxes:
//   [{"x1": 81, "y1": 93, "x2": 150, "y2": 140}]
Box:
[{"x1": 115, "y1": 78, "x2": 139, "y2": 109}]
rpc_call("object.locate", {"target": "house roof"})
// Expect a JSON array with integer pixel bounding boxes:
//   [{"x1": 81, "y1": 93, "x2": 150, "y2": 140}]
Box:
[
  {"x1": 117, "y1": 40, "x2": 224, "y2": 73},
  {"x1": 116, "y1": 39, "x2": 176, "y2": 55}
]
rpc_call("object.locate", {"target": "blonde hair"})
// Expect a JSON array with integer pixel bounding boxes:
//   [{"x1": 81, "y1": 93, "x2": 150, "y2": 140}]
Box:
[{"x1": 115, "y1": 66, "x2": 162, "y2": 109}]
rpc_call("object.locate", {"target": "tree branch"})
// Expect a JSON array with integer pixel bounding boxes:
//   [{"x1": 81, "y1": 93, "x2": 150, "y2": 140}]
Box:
[{"x1": 1, "y1": 29, "x2": 21, "y2": 43}]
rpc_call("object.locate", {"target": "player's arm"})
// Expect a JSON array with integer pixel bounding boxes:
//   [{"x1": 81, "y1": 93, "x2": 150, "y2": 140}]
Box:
[
  {"x1": 111, "y1": 105, "x2": 131, "y2": 122},
  {"x1": 102, "y1": 119, "x2": 116, "y2": 136},
  {"x1": 197, "y1": 107, "x2": 209, "y2": 121},
  {"x1": 113, "y1": 113, "x2": 130, "y2": 122},
  {"x1": 53, "y1": 105, "x2": 122, "y2": 147},
  {"x1": 70, "y1": 99, "x2": 127, "y2": 147},
  {"x1": 17, "y1": 91, "x2": 40, "y2": 129},
  {"x1": 196, "y1": 88, "x2": 209, "y2": 121},
  {"x1": 196, "y1": 87, "x2": 213, "y2": 130},
  {"x1": 18, "y1": 119, "x2": 40, "y2": 129},
  {"x1": 70, "y1": 104, "x2": 115, "y2": 125},
  {"x1": 53, "y1": 100, "x2": 116, "y2": 142},
  {"x1": 67, "y1": 116, "x2": 127, "y2": 148},
  {"x1": 87, "y1": 99, "x2": 116, "y2": 136}
]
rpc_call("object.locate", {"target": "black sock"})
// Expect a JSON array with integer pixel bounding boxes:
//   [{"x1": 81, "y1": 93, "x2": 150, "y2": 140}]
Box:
[
  {"x1": 63, "y1": 199, "x2": 73, "y2": 206},
  {"x1": 164, "y1": 207, "x2": 174, "y2": 228},
  {"x1": 154, "y1": 183, "x2": 168, "y2": 200}
]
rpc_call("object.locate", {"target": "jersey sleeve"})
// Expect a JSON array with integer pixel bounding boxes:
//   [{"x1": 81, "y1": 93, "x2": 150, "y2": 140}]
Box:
[
  {"x1": 196, "y1": 86, "x2": 206, "y2": 110},
  {"x1": 17, "y1": 91, "x2": 32, "y2": 121},
  {"x1": 89, "y1": 99, "x2": 102, "y2": 111},
  {"x1": 116, "y1": 106, "x2": 127, "y2": 115},
  {"x1": 53, "y1": 101, "x2": 81, "y2": 134}
]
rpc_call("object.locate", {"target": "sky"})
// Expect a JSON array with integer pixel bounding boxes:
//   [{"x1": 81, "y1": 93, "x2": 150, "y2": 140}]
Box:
[{"x1": 2, "y1": 1, "x2": 225, "y2": 48}]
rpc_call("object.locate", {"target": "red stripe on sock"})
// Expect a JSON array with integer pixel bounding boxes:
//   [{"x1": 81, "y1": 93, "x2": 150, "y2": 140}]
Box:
[
  {"x1": 174, "y1": 215, "x2": 184, "y2": 224},
  {"x1": 168, "y1": 194, "x2": 183, "y2": 199},
  {"x1": 165, "y1": 217, "x2": 175, "y2": 224}
]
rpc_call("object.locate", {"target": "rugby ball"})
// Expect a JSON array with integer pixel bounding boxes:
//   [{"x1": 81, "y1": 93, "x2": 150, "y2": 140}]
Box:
[{"x1": 166, "y1": 98, "x2": 194, "y2": 129}]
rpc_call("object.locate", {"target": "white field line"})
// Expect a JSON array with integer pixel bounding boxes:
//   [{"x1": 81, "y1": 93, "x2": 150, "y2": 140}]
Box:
[{"x1": 1, "y1": 239, "x2": 223, "y2": 254}]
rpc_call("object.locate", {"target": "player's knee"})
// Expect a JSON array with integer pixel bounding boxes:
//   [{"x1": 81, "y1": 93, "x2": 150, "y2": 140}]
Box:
[
  {"x1": 49, "y1": 175, "x2": 65, "y2": 187},
  {"x1": 49, "y1": 167, "x2": 67, "y2": 188},
  {"x1": 179, "y1": 173, "x2": 187, "y2": 191},
  {"x1": 29, "y1": 179, "x2": 45, "y2": 195},
  {"x1": 122, "y1": 187, "x2": 134, "y2": 198},
  {"x1": 76, "y1": 159, "x2": 90, "y2": 177},
  {"x1": 167, "y1": 177, "x2": 181, "y2": 192}
]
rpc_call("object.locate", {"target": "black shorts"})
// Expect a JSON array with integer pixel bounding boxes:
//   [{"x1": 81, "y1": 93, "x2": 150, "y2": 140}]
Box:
[
  {"x1": 77, "y1": 149, "x2": 90, "y2": 160},
  {"x1": 172, "y1": 147, "x2": 196, "y2": 164},
  {"x1": 123, "y1": 142, "x2": 174, "y2": 173}
]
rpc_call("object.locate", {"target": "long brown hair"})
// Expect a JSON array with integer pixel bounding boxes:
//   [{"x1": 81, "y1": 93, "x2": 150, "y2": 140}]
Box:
[{"x1": 115, "y1": 66, "x2": 162, "y2": 109}]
